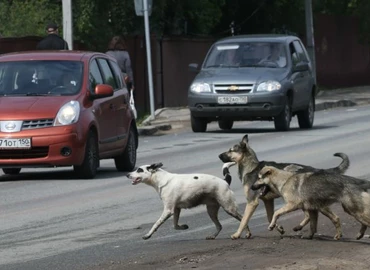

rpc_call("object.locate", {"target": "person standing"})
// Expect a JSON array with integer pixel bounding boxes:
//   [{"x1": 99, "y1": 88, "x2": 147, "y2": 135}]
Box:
[
  {"x1": 106, "y1": 36, "x2": 135, "y2": 91},
  {"x1": 36, "y1": 22, "x2": 69, "y2": 50}
]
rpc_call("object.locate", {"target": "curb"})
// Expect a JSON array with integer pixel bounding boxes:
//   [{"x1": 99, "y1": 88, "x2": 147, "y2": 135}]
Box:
[
  {"x1": 137, "y1": 99, "x2": 359, "y2": 136},
  {"x1": 315, "y1": 100, "x2": 357, "y2": 111},
  {"x1": 138, "y1": 123, "x2": 172, "y2": 136}
]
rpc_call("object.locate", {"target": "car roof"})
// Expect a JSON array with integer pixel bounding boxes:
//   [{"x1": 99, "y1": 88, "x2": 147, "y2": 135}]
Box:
[
  {"x1": 215, "y1": 34, "x2": 300, "y2": 44},
  {"x1": 0, "y1": 50, "x2": 107, "y2": 62}
]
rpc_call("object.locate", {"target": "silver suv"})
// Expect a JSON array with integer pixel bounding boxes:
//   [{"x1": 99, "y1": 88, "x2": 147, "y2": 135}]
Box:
[{"x1": 188, "y1": 34, "x2": 316, "y2": 132}]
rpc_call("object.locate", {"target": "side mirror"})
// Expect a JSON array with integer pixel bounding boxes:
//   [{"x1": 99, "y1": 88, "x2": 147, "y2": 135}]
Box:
[
  {"x1": 91, "y1": 84, "x2": 114, "y2": 100},
  {"x1": 189, "y1": 63, "x2": 199, "y2": 73},
  {"x1": 293, "y1": 62, "x2": 309, "y2": 73}
]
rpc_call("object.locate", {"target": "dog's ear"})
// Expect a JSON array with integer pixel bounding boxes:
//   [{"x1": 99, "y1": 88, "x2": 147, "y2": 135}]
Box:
[
  {"x1": 148, "y1": 162, "x2": 163, "y2": 172},
  {"x1": 242, "y1": 134, "x2": 249, "y2": 144},
  {"x1": 240, "y1": 134, "x2": 249, "y2": 149},
  {"x1": 260, "y1": 167, "x2": 272, "y2": 178}
]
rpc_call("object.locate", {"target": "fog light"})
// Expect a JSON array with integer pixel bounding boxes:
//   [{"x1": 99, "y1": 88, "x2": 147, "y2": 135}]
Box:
[{"x1": 60, "y1": 147, "x2": 72, "y2": 157}]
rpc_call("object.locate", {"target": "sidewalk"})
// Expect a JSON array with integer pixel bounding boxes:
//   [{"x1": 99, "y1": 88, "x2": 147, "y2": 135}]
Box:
[{"x1": 137, "y1": 86, "x2": 370, "y2": 136}]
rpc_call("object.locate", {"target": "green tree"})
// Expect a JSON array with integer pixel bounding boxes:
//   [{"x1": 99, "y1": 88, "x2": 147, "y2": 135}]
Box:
[
  {"x1": 2, "y1": 0, "x2": 370, "y2": 50},
  {"x1": 0, "y1": 0, "x2": 61, "y2": 37}
]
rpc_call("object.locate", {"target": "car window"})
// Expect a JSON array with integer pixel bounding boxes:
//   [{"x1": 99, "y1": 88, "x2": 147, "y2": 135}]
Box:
[
  {"x1": 0, "y1": 66, "x2": 4, "y2": 92},
  {"x1": 289, "y1": 42, "x2": 300, "y2": 66},
  {"x1": 293, "y1": 40, "x2": 309, "y2": 62},
  {"x1": 97, "y1": 58, "x2": 118, "y2": 90},
  {"x1": 108, "y1": 60, "x2": 125, "y2": 89},
  {"x1": 89, "y1": 59, "x2": 104, "y2": 92},
  {"x1": 203, "y1": 42, "x2": 287, "y2": 68},
  {"x1": 0, "y1": 60, "x2": 83, "y2": 96}
]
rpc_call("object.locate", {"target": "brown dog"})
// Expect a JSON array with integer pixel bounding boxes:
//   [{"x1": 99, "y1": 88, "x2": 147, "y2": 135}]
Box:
[{"x1": 253, "y1": 166, "x2": 370, "y2": 240}]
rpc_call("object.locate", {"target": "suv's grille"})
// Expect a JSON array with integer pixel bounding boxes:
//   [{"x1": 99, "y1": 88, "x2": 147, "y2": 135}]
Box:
[
  {"x1": 22, "y1": 119, "x2": 54, "y2": 130},
  {"x1": 0, "y1": 147, "x2": 49, "y2": 159},
  {"x1": 214, "y1": 84, "x2": 254, "y2": 94}
]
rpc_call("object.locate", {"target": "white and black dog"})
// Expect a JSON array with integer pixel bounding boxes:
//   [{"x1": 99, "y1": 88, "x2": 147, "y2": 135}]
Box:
[{"x1": 126, "y1": 162, "x2": 246, "y2": 240}]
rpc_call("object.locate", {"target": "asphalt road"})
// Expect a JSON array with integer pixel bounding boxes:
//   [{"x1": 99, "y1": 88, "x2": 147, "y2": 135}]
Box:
[{"x1": 1, "y1": 105, "x2": 370, "y2": 270}]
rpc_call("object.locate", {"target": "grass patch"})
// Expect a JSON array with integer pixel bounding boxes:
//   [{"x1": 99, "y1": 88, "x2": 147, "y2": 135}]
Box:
[{"x1": 136, "y1": 111, "x2": 150, "y2": 126}]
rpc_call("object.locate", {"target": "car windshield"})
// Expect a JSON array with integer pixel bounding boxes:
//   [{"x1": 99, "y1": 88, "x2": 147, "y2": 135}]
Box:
[
  {"x1": 0, "y1": 60, "x2": 83, "y2": 96},
  {"x1": 203, "y1": 42, "x2": 287, "y2": 68}
]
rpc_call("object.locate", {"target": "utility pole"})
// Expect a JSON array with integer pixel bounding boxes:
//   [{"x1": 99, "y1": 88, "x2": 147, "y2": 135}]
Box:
[
  {"x1": 62, "y1": 0, "x2": 73, "y2": 50},
  {"x1": 305, "y1": 0, "x2": 316, "y2": 81},
  {"x1": 143, "y1": 0, "x2": 155, "y2": 120}
]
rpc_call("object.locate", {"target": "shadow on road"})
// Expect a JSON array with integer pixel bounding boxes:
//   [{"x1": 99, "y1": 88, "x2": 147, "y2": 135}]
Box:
[{"x1": 0, "y1": 167, "x2": 129, "y2": 182}]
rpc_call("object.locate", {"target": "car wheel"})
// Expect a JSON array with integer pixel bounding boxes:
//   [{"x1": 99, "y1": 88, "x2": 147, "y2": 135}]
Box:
[
  {"x1": 218, "y1": 119, "x2": 234, "y2": 130},
  {"x1": 74, "y1": 131, "x2": 99, "y2": 179},
  {"x1": 274, "y1": 96, "x2": 292, "y2": 131},
  {"x1": 297, "y1": 95, "x2": 315, "y2": 129},
  {"x1": 191, "y1": 113, "x2": 207, "y2": 133},
  {"x1": 114, "y1": 126, "x2": 137, "y2": 172},
  {"x1": 2, "y1": 168, "x2": 21, "y2": 175}
]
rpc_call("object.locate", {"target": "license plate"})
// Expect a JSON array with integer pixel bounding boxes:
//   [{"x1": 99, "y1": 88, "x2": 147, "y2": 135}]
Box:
[
  {"x1": 218, "y1": 96, "x2": 248, "y2": 104},
  {"x1": 0, "y1": 138, "x2": 31, "y2": 149}
]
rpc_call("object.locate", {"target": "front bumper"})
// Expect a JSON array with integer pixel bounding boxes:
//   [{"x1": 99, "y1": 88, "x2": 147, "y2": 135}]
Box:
[
  {"x1": 188, "y1": 92, "x2": 285, "y2": 119},
  {"x1": 0, "y1": 127, "x2": 86, "y2": 167}
]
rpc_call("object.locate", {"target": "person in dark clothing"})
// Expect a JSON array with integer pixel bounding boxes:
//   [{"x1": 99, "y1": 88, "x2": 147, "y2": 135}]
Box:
[
  {"x1": 36, "y1": 22, "x2": 69, "y2": 50},
  {"x1": 106, "y1": 36, "x2": 134, "y2": 91}
]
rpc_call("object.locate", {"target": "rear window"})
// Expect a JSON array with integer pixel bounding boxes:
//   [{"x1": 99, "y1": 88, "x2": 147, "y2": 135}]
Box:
[
  {"x1": 0, "y1": 60, "x2": 83, "y2": 96},
  {"x1": 203, "y1": 41, "x2": 287, "y2": 68}
]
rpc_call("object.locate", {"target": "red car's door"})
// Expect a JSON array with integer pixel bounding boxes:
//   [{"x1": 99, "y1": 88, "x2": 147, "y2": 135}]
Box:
[
  {"x1": 97, "y1": 58, "x2": 130, "y2": 150},
  {"x1": 88, "y1": 59, "x2": 117, "y2": 152},
  {"x1": 107, "y1": 60, "x2": 131, "y2": 144}
]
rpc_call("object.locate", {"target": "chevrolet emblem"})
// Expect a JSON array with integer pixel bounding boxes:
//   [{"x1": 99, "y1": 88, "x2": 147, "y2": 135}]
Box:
[{"x1": 228, "y1": 85, "x2": 239, "y2": 91}]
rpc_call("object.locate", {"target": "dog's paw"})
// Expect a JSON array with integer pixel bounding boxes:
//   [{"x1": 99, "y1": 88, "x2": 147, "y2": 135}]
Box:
[
  {"x1": 245, "y1": 232, "x2": 252, "y2": 239},
  {"x1": 276, "y1": 225, "x2": 285, "y2": 235},
  {"x1": 231, "y1": 233, "x2": 241, "y2": 240},
  {"x1": 292, "y1": 225, "x2": 303, "y2": 232},
  {"x1": 334, "y1": 233, "x2": 342, "y2": 240},
  {"x1": 142, "y1": 234, "x2": 151, "y2": 240},
  {"x1": 175, "y1": 224, "x2": 189, "y2": 230},
  {"x1": 268, "y1": 224, "x2": 276, "y2": 231},
  {"x1": 206, "y1": 235, "x2": 216, "y2": 240},
  {"x1": 356, "y1": 232, "x2": 364, "y2": 240}
]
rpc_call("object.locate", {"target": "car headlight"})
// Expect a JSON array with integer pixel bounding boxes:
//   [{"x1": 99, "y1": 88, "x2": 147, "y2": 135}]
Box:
[
  {"x1": 190, "y1": 82, "x2": 211, "y2": 93},
  {"x1": 54, "y1": 101, "x2": 80, "y2": 126},
  {"x1": 256, "y1": 81, "x2": 282, "y2": 92}
]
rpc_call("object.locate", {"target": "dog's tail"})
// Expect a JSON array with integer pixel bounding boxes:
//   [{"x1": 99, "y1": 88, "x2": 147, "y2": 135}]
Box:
[
  {"x1": 222, "y1": 162, "x2": 236, "y2": 185},
  {"x1": 325, "y1": 153, "x2": 350, "y2": 175}
]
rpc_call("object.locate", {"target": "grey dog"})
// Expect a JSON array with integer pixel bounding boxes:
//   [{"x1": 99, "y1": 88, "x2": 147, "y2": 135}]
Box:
[
  {"x1": 252, "y1": 166, "x2": 370, "y2": 240},
  {"x1": 126, "y1": 162, "x2": 245, "y2": 240},
  {"x1": 218, "y1": 134, "x2": 349, "y2": 239}
]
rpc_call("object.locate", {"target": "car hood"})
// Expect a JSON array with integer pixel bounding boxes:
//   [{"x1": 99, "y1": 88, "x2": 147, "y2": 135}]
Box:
[
  {"x1": 194, "y1": 68, "x2": 289, "y2": 84},
  {"x1": 0, "y1": 96, "x2": 78, "y2": 120}
]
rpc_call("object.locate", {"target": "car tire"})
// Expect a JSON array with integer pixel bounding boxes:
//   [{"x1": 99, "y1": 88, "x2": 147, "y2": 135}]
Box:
[
  {"x1": 274, "y1": 96, "x2": 292, "y2": 131},
  {"x1": 2, "y1": 168, "x2": 21, "y2": 175},
  {"x1": 191, "y1": 114, "x2": 207, "y2": 133},
  {"x1": 218, "y1": 119, "x2": 234, "y2": 130},
  {"x1": 74, "y1": 131, "x2": 99, "y2": 179},
  {"x1": 297, "y1": 95, "x2": 315, "y2": 129},
  {"x1": 114, "y1": 126, "x2": 137, "y2": 172}
]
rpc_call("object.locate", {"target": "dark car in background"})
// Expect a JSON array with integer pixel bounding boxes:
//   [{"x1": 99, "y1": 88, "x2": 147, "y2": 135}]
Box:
[
  {"x1": 188, "y1": 34, "x2": 316, "y2": 132},
  {"x1": 0, "y1": 51, "x2": 138, "y2": 179}
]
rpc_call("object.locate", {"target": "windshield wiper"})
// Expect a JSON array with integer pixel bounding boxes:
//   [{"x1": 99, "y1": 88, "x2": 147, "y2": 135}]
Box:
[
  {"x1": 25, "y1": 92, "x2": 49, "y2": 96},
  {"x1": 205, "y1": 64, "x2": 239, "y2": 68},
  {"x1": 239, "y1": 64, "x2": 261, "y2": 67}
]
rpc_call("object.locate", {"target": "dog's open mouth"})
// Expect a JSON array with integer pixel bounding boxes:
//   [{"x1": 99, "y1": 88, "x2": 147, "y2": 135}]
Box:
[
  {"x1": 131, "y1": 178, "x2": 142, "y2": 185},
  {"x1": 260, "y1": 185, "x2": 270, "y2": 196}
]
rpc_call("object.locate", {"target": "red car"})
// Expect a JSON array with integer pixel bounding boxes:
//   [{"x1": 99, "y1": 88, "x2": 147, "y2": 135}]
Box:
[{"x1": 0, "y1": 51, "x2": 138, "y2": 179}]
